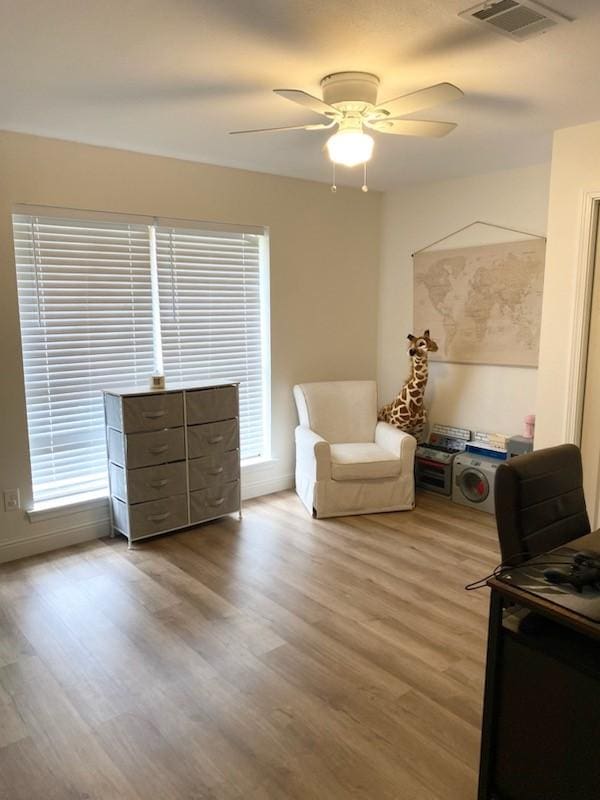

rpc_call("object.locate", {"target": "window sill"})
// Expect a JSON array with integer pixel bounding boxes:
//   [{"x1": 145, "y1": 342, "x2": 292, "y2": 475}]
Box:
[
  {"x1": 241, "y1": 456, "x2": 277, "y2": 469},
  {"x1": 27, "y1": 491, "x2": 109, "y2": 523}
]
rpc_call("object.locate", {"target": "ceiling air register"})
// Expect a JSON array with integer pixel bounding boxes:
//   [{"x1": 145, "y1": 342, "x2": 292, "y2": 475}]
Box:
[{"x1": 459, "y1": 1, "x2": 572, "y2": 41}]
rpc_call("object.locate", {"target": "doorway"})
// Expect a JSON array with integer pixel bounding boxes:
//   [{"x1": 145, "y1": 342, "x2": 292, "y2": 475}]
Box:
[{"x1": 580, "y1": 204, "x2": 600, "y2": 528}]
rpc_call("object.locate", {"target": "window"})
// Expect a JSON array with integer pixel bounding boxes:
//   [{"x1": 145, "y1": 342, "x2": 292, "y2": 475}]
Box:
[
  {"x1": 156, "y1": 226, "x2": 266, "y2": 461},
  {"x1": 13, "y1": 215, "x2": 154, "y2": 505},
  {"x1": 13, "y1": 210, "x2": 270, "y2": 507}
]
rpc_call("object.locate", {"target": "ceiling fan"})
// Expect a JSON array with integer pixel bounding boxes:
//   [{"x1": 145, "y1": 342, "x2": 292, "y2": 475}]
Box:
[{"x1": 230, "y1": 72, "x2": 463, "y2": 189}]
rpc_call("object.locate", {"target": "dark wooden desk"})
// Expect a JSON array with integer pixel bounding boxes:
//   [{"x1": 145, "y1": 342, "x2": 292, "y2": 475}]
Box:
[{"x1": 478, "y1": 533, "x2": 600, "y2": 800}]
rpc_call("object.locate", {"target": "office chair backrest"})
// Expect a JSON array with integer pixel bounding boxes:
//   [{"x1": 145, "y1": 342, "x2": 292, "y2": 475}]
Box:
[{"x1": 494, "y1": 444, "x2": 591, "y2": 566}]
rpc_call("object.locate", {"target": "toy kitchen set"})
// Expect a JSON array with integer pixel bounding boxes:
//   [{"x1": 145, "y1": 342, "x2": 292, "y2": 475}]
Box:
[{"x1": 415, "y1": 420, "x2": 535, "y2": 513}]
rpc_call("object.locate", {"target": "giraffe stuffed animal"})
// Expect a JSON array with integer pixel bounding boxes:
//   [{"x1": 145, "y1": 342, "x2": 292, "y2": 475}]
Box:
[{"x1": 378, "y1": 329, "x2": 438, "y2": 441}]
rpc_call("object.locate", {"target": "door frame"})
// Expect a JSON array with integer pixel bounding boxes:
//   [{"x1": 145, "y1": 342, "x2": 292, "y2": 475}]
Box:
[{"x1": 564, "y1": 191, "x2": 600, "y2": 445}]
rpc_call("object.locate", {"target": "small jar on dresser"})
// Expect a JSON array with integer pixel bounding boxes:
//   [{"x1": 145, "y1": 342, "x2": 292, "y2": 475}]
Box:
[{"x1": 103, "y1": 381, "x2": 241, "y2": 547}]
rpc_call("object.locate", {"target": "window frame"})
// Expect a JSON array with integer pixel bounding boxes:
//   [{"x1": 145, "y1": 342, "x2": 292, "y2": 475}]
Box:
[{"x1": 13, "y1": 205, "x2": 272, "y2": 512}]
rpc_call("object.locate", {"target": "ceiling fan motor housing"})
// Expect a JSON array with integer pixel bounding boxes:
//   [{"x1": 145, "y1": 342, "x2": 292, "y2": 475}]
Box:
[{"x1": 320, "y1": 72, "x2": 380, "y2": 112}]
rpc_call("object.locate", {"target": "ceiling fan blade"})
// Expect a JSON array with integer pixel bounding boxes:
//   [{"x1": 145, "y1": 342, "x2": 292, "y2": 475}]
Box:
[
  {"x1": 366, "y1": 119, "x2": 457, "y2": 138},
  {"x1": 229, "y1": 121, "x2": 335, "y2": 135},
  {"x1": 371, "y1": 82, "x2": 463, "y2": 120},
  {"x1": 274, "y1": 89, "x2": 339, "y2": 117}
]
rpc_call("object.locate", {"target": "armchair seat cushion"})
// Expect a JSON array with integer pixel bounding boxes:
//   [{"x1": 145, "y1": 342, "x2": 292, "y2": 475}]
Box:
[{"x1": 330, "y1": 443, "x2": 402, "y2": 481}]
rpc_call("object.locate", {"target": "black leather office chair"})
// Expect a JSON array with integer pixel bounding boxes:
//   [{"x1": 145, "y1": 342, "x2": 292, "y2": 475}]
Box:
[{"x1": 494, "y1": 444, "x2": 591, "y2": 566}]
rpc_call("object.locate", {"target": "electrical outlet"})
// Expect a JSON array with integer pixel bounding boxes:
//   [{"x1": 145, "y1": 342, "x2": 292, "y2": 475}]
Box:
[{"x1": 3, "y1": 489, "x2": 20, "y2": 512}]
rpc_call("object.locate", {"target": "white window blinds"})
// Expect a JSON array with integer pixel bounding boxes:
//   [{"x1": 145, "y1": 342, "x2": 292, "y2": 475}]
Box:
[
  {"x1": 156, "y1": 226, "x2": 266, "y2": 460},
  {"x1": 13, "y1": 211, "x2": 270, "y2": 507},
  {"x1": 13, "y1": 215, "x2": 154, "y2": 504}
]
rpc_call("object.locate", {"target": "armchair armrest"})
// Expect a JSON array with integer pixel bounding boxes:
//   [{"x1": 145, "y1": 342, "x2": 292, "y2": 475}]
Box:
[
  {"x1": 375, "y1": 422, "x2": 417, "y2": 467},
  {"x1": 295, "y1": 426, "x2": 331, "y2": 480}
]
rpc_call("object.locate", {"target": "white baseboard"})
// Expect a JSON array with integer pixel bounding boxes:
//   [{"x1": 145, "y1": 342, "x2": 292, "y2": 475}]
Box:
[
  {"x1": 0, "y1": 474, "x2": 295, "y2": 564},
  {"x1": 242, "y1": 472, "x2": 294, "y2": 500},
  {"x1": 0, "y1": 516, "x2": 111, "y2": 564}
]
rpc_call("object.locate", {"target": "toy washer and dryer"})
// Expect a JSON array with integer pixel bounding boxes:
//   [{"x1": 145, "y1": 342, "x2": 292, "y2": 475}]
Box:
[
  {"x1": 415, "y1": 426, "x2": 532, "y2": 513},
  {"x1": 452, "y1": 452, "x2": 499, "y2": 514}
]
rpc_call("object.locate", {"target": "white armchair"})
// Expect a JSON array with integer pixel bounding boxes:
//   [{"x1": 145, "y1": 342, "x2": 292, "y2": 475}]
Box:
[{"x1": 293, "y1": 380, "x2": 416, "y2": 518}]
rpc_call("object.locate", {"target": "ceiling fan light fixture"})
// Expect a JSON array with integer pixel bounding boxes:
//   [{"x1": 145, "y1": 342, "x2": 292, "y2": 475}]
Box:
[
  {"x1": 231, "y1": 73, "x2": 463, "y2": 188},
  {"x1": 326, "y1": 129, "x2": 374, "y2": 167}
]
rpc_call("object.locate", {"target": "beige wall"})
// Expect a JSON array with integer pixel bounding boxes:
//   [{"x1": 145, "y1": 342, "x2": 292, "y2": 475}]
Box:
[
  {"x1": 378, "y1": 163, "x2": 551, "y2": 437},
  {"x1": 535, "y1": 120, "x2": 600, "y2": 449},
  {"x1": 5, "y1": 126, "x2": 583, "y2": 562},
  {"x1": 0, "y1": 130, "x2": 381, "y2": 560}
]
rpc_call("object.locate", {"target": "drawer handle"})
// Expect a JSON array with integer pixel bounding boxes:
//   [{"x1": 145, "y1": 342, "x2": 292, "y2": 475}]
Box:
[
  {"x1": 208, "y1": 436, "x2": 224, "y2": 444},
  {"x1": 149, "y1": 444, "x2": 169, "y2": 454},
  {"x1": 147, "y1": 511, "x2": 171, "y2": 522},
  {"x1": 149, "y1": 479, "x2": 169, "y2": 488},
  {"x1": 208, "y1": 467, "x2": 224, "y2": 476},
  {"x1": 143, "y1": 410, "x2": 166, "y2": 419},
  {"x1": 209, "y1": 497, "x2": 225, "y2": 507}
]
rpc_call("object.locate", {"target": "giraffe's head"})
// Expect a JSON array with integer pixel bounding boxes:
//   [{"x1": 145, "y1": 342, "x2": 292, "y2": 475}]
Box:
[{"x1": 407, "y1": 330, "x2": 438, "y2": 358}]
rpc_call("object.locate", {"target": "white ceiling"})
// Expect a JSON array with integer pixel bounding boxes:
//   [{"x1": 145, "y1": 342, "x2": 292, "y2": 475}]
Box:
[{"x1": 2, "y1": 0, "x2": 600, "y2": 190}]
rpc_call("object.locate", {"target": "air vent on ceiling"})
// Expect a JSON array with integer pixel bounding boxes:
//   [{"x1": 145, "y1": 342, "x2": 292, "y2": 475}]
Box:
[{"x1": 459, "y1": 1, "x2": 572, "y2": 41}]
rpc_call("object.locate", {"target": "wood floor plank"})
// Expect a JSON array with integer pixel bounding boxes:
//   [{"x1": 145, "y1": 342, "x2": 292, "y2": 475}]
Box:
[
  {"x1": 94, "y1": 711, "x2": 226, "y2": 800},
  {"x1": 0, "y1": 737, "x2": 82, "y2": 800},
  {"x1": 0, "y1": 489, "x2": 498, "y2": 799},
  {"x1": 248, "y1": 499, "x2": 491, "y2": 629},
  {"x1": 0, "y1": 655, "x2": 145, "y2": 799},
  {"x1": 0, "y1": 696, "x2": 27, "y2": 749}
]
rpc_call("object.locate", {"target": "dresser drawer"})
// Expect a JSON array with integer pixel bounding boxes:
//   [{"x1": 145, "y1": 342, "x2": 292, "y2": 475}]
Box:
[
  {"x1": 188, "y1": 450, "x2": 239, "y2": 491},
  {"x1": 186, "y1": 386, "x2": 238, "y2": 425},
  {"x1": 109, "y1": 427, "x2": 185, "y2": 469},
  {"x1": 121, "y1": 392, "x2": 184, "y2": 433},
  {"x1": 117, "y1": 494, "x2": 188, "y2": 539},
  {"x1": 187, "y1": 419, "x2": 239, "y2": 459},
  {"x1": 110, "y1": 461, "x2": 187, "y2": 504},
  {"x1": 190, "y1": 481, "x2": 240, "y2": 524}
]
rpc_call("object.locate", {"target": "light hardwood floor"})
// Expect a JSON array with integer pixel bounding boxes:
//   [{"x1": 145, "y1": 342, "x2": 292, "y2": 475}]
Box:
[{"x1": 0, "y1": 490, "x2": 498, "y2": 800}]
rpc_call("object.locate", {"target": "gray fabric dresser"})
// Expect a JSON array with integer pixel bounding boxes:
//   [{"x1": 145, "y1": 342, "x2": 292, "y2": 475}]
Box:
[{"x1": 103, "y1": 382, "x2": 241, "y2": 546}]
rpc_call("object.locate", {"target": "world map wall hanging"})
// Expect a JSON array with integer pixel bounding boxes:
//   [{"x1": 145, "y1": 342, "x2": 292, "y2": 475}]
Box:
[{"x1": 413, "y1": 237, "x2": 546, "y2": 368}]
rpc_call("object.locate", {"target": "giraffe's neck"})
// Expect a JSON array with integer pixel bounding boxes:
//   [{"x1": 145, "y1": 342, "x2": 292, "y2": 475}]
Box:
[
  {"x1": 408, "y1": 355, "x2": 428, "y2": 388},
  {"x1": 381, "y1": 351, "x2": 431, "y2": 426}
]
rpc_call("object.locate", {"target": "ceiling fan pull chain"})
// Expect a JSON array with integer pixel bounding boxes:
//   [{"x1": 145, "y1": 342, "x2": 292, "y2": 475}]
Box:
[
  {"x1": 362, "y1": 163, "x2": 369, "y2": 193},
  {"x1": 331, "y1": 163, "x2": 337, "y2": 193}
]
